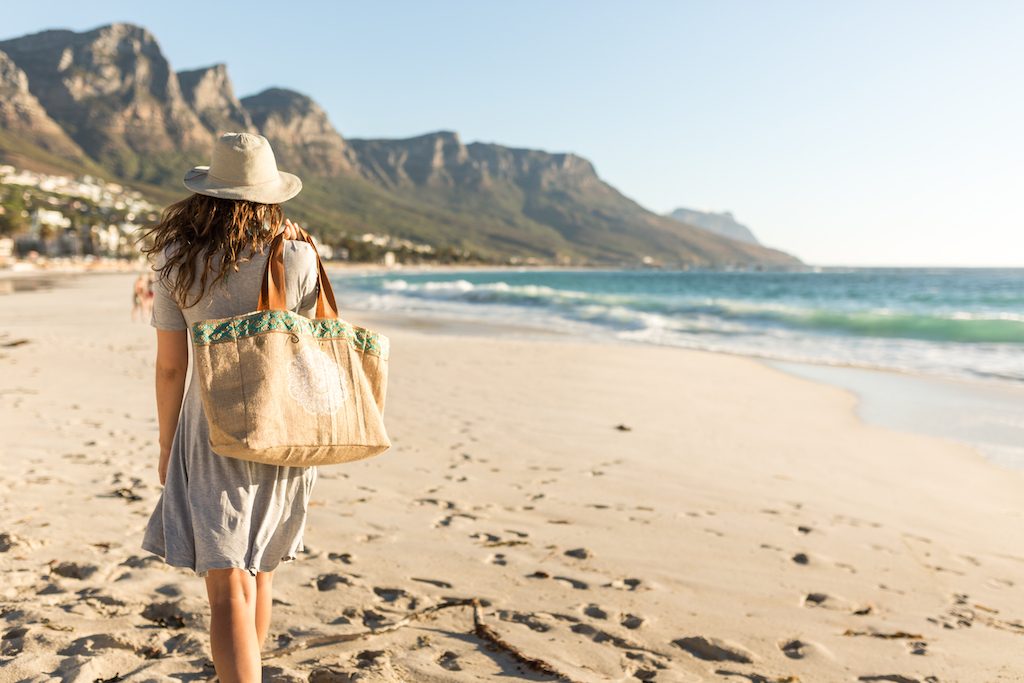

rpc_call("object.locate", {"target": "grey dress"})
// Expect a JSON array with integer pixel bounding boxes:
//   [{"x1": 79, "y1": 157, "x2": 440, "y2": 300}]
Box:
[{"x1": 141, "y1": 238, "x2": 321, "y2": 578}]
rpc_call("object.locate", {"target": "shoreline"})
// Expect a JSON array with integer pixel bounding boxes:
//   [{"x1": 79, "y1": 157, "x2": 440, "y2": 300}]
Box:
[
  {"x1": 343, "y1": 303, "x2": 1024, "y2": 471},
  {"x1": 6, "y1": 266, "x2": 1018, "y2": 471}
]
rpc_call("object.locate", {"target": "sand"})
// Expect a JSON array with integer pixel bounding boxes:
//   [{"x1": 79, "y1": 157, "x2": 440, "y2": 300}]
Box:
[{"x1": 1, "y1": 271, "x2": 1023, "y2": 682}]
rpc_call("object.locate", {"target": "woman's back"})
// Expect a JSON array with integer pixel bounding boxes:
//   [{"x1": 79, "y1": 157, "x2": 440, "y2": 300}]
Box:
[
  {"x1": 143, "y1": 233, "x2": 323, "y2": 580},
  {"x1": 150, "y1": 238, "x2": 321, "y2": 333}
]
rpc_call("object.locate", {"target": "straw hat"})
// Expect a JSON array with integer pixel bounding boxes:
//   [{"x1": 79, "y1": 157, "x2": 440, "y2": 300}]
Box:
[{"x1": 183, "y1": 132, "x2": 302, "y2": 203}]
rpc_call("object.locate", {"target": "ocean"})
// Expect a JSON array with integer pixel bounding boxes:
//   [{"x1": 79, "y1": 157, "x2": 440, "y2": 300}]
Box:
[
  {"x1": 331, "y1": 266, "x2": 1024, "y2": 467},
  {"x1": 331, "y1": 267, "x2": 1024, "y2": 386}
]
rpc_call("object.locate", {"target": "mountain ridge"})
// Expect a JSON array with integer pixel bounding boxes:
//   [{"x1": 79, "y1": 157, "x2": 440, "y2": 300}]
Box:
[
  {"x1": 668, "y1": 208, "x2": 761, "y2": 246},
  {"x1": 0, "y1": 21, "x2": 801, "y2": 267}
]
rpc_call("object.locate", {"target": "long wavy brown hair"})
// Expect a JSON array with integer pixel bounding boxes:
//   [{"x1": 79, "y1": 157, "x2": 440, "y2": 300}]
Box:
[{"x1": 139, "y1": 193, "x2": 284, "y2": 309}]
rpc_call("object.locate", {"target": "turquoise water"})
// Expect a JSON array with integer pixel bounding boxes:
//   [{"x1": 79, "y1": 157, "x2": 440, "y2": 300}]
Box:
[{"x1": 330, "y1": 268, "x2": 1024, "y2": 385}]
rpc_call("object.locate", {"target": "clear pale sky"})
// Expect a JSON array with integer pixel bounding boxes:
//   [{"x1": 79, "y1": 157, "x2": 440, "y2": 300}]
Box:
[{"x1": 2, "y1": 1, "x2": 1020, "y2": 266}]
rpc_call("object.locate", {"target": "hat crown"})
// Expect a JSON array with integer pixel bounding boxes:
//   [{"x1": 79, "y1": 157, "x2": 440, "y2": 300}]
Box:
[
  {"x1": 183, "y1": 131, "x2": 302, "y2": 203},
  {"x1": 208, "y1": 132, "x2": 280, "y2": 185}
]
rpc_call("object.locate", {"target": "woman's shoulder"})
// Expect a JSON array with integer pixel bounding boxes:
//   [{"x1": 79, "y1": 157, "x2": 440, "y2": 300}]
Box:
[
  {"x1": 282, "y1": 239, "x2": 318, "y2": 263},
  {"x1": 151, "y1": 241, "x2": 184, "y2": 271}
]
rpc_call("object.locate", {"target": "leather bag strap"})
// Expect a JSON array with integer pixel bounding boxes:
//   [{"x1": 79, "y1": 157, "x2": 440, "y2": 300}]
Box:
[{"x1": 256, "y1": 228, "x2": 340, "y2": 319}]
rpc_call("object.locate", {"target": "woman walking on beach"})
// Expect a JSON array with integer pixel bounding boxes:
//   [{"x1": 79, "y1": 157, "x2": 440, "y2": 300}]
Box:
[{"x1": 139, "y1": 132, "x2": 318, "y2": 682}]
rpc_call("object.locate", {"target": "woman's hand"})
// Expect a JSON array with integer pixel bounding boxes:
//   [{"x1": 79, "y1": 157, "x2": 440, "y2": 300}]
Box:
[
  {"x1": 158, "y1": 451, "x2": 170, "y2": 485},
  {"x1": 282, "y1": 218, "x2": 306, "y2": 240}
]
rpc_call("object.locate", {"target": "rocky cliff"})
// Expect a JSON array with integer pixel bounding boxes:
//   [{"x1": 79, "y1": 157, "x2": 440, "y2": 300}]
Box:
[
  {"x1": 240, "y1": 88, "x2": 356, "y2": 176},
  {"x1": 177, "y1": 63, "x2": 256, "y2": 137},
  {"x1": 0, "y1": 23, "x2": 212, "y2": 179},
  {"x1": 0, "y1": 21, "x2": 801, "y2": 267},
  {"x1": 0, "y1": 49, "x2": 86, "y2": 160}
]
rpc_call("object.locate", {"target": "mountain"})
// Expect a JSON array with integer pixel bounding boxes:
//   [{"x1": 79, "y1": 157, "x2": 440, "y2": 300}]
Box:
[
  {"x1": 668, "y1": 208, "x2": 760, "y2": 245},
  {"x1": 346, "y1": 132, "x2": 797, "y2": 264},
  {"x1": 0, "y1": 49, "x2": 87, "y2": 161},
  {"x1": 0, "y1": 21, "x2": 801, "y2": 267},
  {"x1": 177, "y1": 63, "x2": 257, "y2": 137},
  {"x1": 240, "y1": 87, "x2": 357, "y2": 176},
  {"x1": 0, "y1": 23, "x2": 212, "y2": 181}
]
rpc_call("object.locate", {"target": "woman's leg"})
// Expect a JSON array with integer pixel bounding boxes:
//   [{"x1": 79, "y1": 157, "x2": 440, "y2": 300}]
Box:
[
  {"x1": 204, "y1": 568, "x2": 261, "y2": 683},
  {"x1": 255, "y1": 571, "x2": 274, "y2": 649}
]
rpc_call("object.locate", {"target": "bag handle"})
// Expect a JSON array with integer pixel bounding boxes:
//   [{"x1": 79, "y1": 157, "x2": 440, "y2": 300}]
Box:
[{"x1": 256, "y1": 227, "x2": 340, "y2": 319}]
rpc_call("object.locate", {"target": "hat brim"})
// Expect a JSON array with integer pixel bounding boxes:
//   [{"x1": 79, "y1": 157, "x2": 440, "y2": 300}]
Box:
[{"x1": 183, "y1": 165, "x2": 302, "y2": 204}]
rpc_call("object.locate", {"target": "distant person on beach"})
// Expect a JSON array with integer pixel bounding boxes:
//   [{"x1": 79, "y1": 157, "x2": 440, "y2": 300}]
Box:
[
  {"x1": 131, "y1": 273, "x2": 148, "y2": 322},
  {"x1": 144, "y1": 273, "x2": 156, "y2": 317},
  {"x1": 138, "y1": 132, "x2": 314, "y2": 683},
  {"x1": 142, "y1": 273, "x2": 156, "y2": 320}
]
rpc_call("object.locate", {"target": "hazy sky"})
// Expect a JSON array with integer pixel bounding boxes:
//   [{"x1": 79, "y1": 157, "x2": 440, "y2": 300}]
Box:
[{"x1": 2, "y1": 1, "x2": 1021, "y2": 266}]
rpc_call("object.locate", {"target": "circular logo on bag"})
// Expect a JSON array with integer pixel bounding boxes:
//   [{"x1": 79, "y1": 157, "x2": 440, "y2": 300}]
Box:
[{"x1": 287, "y1": 344, "x2": 348, "y2": 415}]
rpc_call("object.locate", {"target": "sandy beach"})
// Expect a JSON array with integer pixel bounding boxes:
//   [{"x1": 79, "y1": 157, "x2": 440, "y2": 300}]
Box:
[{"x1": 2, "y1": 271, "x2": 1023, "y2": 683}]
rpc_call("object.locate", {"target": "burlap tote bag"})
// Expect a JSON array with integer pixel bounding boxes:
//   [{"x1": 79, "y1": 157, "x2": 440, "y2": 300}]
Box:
[{"x1": 190, "y1": 231, "x2": 391, "y2": 467}]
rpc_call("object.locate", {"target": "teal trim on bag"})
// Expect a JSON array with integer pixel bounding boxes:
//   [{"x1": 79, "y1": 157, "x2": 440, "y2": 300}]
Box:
[{"x1": 191, "y1": 310, "x2": 388, "y2": 357}]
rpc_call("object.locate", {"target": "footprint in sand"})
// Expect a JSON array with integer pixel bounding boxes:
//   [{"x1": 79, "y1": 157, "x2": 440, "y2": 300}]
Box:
[
  {"x1": 327, "y1": 552, "x2": 354, "y2": 564},
  {"x1": 671, "y1": 635, "x2": 754, "y2": 664},
  {"x1": 471, "y1": 531, "x2": 526, "y2": 548},
  {"x1": 435, "y1": 512, "x2": 477, "y2": 528},
  {"x1": 779, "y1": 639, "x2": 806, "y2": 659},
  {"x1": 437, "y1": 650, "x2": 462, "y2": 671},
  {"x1": 1, "y1": 627, "x2": 28, "y2": 656},
  {"x1": 74, "y1": 589, "x2": 133, "y2": 618},
  {"x1": 0, "y1": 531, "x2": 40, "y2": 552},
  {"x1": 553, "y1": 575, "x2": 589, "y2": 590},
  {"x1": 583, "y1": 603, "x2": 608, "y2": 619},
  {"x1": 316, "y1": 573, "x2": 355, "y2": 591},
  {"x1": 802, "y1": 592, "x2": 867, "y2": 614},
  {"x1": 154, "y1": 583, "x2": 183, "y2": 597},
  {"x1": 260, "y1": 665, "x2": 306, "y2": 682},
  {"x1": 571, "y1": 622, "x2": 655, "y2": 657},
  {"x1": 525, "y1": 571, "x2": 589, "y2": 590},
  {"x1": 497, "y1": 610, "x2": 554, "y2": 632},
  {"x1": 372, "y1": 587, "x2": 409, "y2": 603},
  {"x1": 57, "y1": 633, "x2": 148, "y2": 657},
  {"x1": 309, "y1": 649, "x2": 396, "y2": 678},
  {"x1": 621, "y1": 613, "x2": 644, "y2": 629},
  {"x1": 360, "y1": 610, "x2": 388, "y2": 628},
  {"x1": 50, "y1": 560, "x2": 99, "y2": 580},
  {"x1": 119, "y1": 554, "x2": 164, "y2": 570},
  {"x1": 564, "y1": 547, "x2": 592, "y2": 559},
  {"x1": 486, "y1": 553, "x2": 507, "y2": 565},
  {"x1": 606, "y1": 577, "x2": 643, "y2": 591},
  {"x1": 141, "y1": 601, "x2": 193, "y2": 629}
]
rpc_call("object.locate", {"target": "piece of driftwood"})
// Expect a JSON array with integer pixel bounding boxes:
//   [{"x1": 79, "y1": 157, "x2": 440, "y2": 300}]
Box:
[
  {"x1": 470, "y1": 602, "x2": 574, "y2": 681},
  {"x1": 261, "y1": 597, "x2": 578, "y2": 681}
]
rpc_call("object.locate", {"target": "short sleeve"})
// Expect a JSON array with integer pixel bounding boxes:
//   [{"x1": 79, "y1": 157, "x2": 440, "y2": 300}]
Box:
[
  {"x1": 150, "y1": 249, "x2": 188, "y2": 331},
  {"x1": 287, "y1": 241, "x2": 321, "y2": 318}
]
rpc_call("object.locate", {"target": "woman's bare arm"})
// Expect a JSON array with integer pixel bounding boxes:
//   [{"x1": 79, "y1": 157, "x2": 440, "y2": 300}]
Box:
[{"x1": 155, "y1": 328, "x2": 189, "y2": 484}]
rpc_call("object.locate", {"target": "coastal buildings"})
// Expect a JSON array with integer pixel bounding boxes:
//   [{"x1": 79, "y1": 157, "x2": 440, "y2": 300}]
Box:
[
  {"x1": 0, "y1": 165, "x2": 159, "y2": 260},
  {"x1": 0, "y1": 163, "x2": 437, "y2": 266}
]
